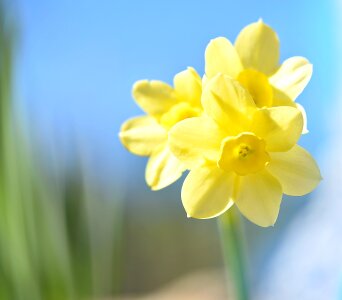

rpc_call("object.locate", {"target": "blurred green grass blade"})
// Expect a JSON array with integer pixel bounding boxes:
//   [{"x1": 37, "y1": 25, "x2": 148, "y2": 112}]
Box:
[{"x1": 0, "y1": 2, "x2": 124, "y2": 299}]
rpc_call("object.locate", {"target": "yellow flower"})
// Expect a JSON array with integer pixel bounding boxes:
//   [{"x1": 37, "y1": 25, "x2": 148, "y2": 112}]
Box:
[
  {"x1": 119, "y1": 67, "x2": 202, "y2": 190},
  {"x1": 205, "y1": 19, "x2": 312, "y2": 133},
  {"x1": 169, "y1": 74, "x2": 321, "y2": 227}
]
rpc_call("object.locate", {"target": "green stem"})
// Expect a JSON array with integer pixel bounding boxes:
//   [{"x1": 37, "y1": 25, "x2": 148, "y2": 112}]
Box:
[{"x1": 218, "y1": 209, "x2": 249, "y2": 300}]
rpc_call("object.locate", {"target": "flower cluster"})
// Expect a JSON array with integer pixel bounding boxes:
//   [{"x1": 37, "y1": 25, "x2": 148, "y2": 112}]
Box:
[{"x1": 119, "y1": 20, "x2": 321, "y2": 227}]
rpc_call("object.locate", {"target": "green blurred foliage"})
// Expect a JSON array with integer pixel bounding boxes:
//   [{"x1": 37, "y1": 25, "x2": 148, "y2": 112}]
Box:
[{"x1": 0, "y1": 5, "x2": 123, "y2": 299}]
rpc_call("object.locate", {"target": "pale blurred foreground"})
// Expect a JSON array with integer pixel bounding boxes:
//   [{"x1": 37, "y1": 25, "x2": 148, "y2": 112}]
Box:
[{"x1": 113, "y1": 269, "x2": 230, "y2": 300}]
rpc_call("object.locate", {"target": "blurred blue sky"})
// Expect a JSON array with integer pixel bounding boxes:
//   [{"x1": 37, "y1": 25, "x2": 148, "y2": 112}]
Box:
[{"x1": 15, "y1": 0, "x2": 338, "y2": 181}]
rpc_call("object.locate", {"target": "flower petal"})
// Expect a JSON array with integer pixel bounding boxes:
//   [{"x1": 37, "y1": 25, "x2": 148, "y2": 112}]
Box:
[
  {"x1": 119, "y1": 116, "x2": 167, "y2": 156},
  {"x1": 272, "y1": 87, "x2": 296, "y2": 107},
  {"x1": 169, "y1": 116, "x2": 226, "y2": 168},
  {"x1": 174, "y1": 67, "x2": 202, "y2": 107},
  {"x1": 267, "y1": 145, "x2": 322, "y2": 196},
  {"x1": 235, "y1": 20, "x2": 280, "y2": 75},
  {"x1": 182, "y1": 165, "x2": 234, "y2": 219},
  {"x1": 271, "y1": 89, "x2": 308, "y2": 133},
  {"x1": 145, "y1": 144, "x2": 185, "y2": 190},
  {"x1": 234, "y1": 171, "x2": 282, "y2": 227},
  {"x1": 251, "y1": 106, "x2": 303, "y2": 152},
  {"x1": 205, "y1": 37, "x2": 243, "y2": 79},
  {"x1": 133, "y1": 80, "x2": 177, "y2": 118},
  {"x1": 202, "y1": 74, "x2": 256, "y2": 134},
  {"x1": 296, "y1": 103, "x2": 309, "y2": 134},
  {"x1": 269, "y1": 56, "x2": 313, "y2": 101}
]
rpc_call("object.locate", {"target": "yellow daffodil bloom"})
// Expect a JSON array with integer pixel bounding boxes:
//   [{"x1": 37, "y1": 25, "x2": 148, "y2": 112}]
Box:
[
  {"x1": 119, "y1": 67, "x2": 202, "y2": 190},
  {"x1": 169, "y1": 74, "x2": 321, "y2": 227},
  {"x1": 205, "y1": 20, "x2": 312, "y2": 133}
]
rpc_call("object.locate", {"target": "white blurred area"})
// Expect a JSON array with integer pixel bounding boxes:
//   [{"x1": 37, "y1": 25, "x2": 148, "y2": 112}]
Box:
[{"x1": 254, "y1": 1, "x2": 342, "y2": 299}]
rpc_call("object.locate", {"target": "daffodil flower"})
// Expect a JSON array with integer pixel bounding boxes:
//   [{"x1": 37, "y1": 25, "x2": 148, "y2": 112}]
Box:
[
  {"x1": 169, "y1": 74, "x2": 321, "y2": 227},
  {"x1": 119, "y1": 67, "x2": 202, "y2": 190},
  {"x1": 205, "y1": 20, "x2": 312, "y2": 133}
]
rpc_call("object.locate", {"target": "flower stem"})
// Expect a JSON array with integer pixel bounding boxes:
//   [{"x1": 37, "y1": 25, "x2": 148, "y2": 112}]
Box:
[{"x1": 218, "y1": 209, "x2": 249, "y2": 300}]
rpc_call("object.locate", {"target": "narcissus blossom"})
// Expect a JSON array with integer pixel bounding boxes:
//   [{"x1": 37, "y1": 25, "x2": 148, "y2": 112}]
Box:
[
  {"x1": 169, "y1": 74, "x2": 321, "y2": 227},
  {"x1": 119, "y1": 67, "x2": 202, "y2": 190},
  {"x1": 205, "y1": 20, "x2": 312, "y2": 132}
]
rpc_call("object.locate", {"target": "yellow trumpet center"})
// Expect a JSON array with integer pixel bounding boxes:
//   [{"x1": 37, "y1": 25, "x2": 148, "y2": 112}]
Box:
[
  {"x1": 237, "y1": 69, "x2": 273, "y2": 108},
  {"x1": 218, "y1": 132, "x2": 270, "y2": 176},
  {"x1": 160, "y1": 102, "x2": 201, "y2": 129}
]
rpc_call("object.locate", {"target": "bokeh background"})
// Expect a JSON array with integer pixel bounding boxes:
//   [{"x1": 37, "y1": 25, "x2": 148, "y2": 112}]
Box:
[{"x1": 0, "y1": 0, "x2": 339, "y2": 299}]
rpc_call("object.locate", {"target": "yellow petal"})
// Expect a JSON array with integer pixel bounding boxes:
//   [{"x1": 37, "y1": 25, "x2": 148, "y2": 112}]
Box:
[
  {"x1": 235, "y1": 20, "x2": 280, "y2": 75},
  {"x1": 272, "y1": 87, "x2": 296, "y2": 107},
  {"x1": 202, "y1": 74, "x2": 208, "y2": 87},
  {"x1": 296, "y1": 103, "x2": 309, "y2": 134},
  {"x1": 173, "y1": 67, "x2": 202, "y2": 107},
  {"x1": 182, "y1": 165, "x2": 234, "y2": 219},
  {"x1": 267, "y1": 145, "x2": 321, "y2": 196},
  {"x1": 271, "y1": 89, "x2": 309, "y2": 134},
  {"x1": 202, "y1": 74, "x2": 256, "y2": 134},
  {"x1": 169, "y1": 116, "x2": 225, "y2": 168},
  {"x1": 145, "y1": 144, "x2": 185, "y2": 190},
  {"x1": 234, "y1": 171, "x2": 282, "y2": 227},
  {"x1": 132, "y1": 80, "x2": 177, "y2": 119},
  {"x1": 205, "y1": 37, "x2": 243, "y2": 79},
  {"x1": 251, "y1": 106, "x2": 303, "y2": 152},
  {"x1": 119, "y1": 116, "x2": 167, "y2": 156},
  {"x1": 269, "y1": 57, "x2": 313, "y2": 101}
]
